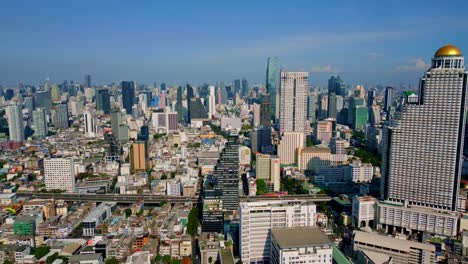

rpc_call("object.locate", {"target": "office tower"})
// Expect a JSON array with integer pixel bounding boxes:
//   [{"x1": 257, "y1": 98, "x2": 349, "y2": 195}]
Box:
[
  {"x1": 239, "y1": 200, "x2": 317, "y2": 264},
  {"x1": 84, "y1": 74, "x2": 92, "y2": 88},
  {"x1": 51, "y1": 85, "x2": 60, "y2": 102},
  {"x1": 132, "y1": 141, "x2": 149, "y2": 172},
  {"x1": 253, "y1": 103, "x2": 260, "y2": 127},
  {"x1": 213, "y1": 133, "x2": 240, "y2": 210},
  {"x1": 307, "y1": 93, "x2": 317, "y2": 124},
  {"x1": 160, "y1": 82, "x2": 167, "y2": 91},
  {"x1": 367, "y1": 89, "x2": 376, "y2": 107},
  {"x1": 208, "y1": 85, "x2": 216, "y2": 118},
  {"x1": 251, "y1": 126, "x2": 272, "y2": 154},
  {"x1": 176, "y1": 86, "x2": 184, "y2": 122},
  {"x1": 279, "y1": 71, "x2": 308, "y2": 133},
  {"x1": 122, "y1": 81, "x2": 136, "y2": 115},
  {"x1": 241, "y1": 78, "x2": 248, "y2": 97},
  {"x1": 348, "y1": 97, "x2": 365, "y2": 127},
  {"x1": 138, "y1": 93, "x2": 148, "y2": 113},
  {"x1": 271, "y1": 228, "x2": 332, "y2": 264},
  {"x1": 328, "y1": 75, "x2": 346, "y2": 96},
  {"x1": 186, "y1": 84, "x2": 194, "y2": 123},
  {"x1": 35, "y1": 90, "x2": 52, "y2": 113},
  {"x1": 32, "y1": 108, "x2": 48, "y2": 138},
  {"x1": 278, "y1": 132, "x2": 304, "y2": 164},
  {"x1": 368, "y1": 105, "x2": 381, "y2": 125},
  {"x1": 111, "y1": 109, "x2": 122, "y2": 139},
  {"x1": 381, "y1": 45, "x2": 467, "y2": 211},
  {"x1": 266, "y1": 57, "x2": 280, "y2": 119},
  {"x1": 318, "y1": 94, "x2": 328, "y2": 120},
  {"x1": 314, "y1": 120, "x2": 334, "y2": 144},
  {"x1": 327, "y1": 92, "x2": 337, "y2": 118},
  {"x1": 52, "y1": 102, "x2": 69, "y2": 129},
  {"x1": 84, "y1": 87, "x2": 95, "y2": 103},
  {"x1": 259, "y1": 94, "x2": 271, "y2": 127},
  {"x1": 383, "y1": 86, "x2": 393, "y2": 119},
  {"x1": 7, "y1": 103, "x2": 24, "y2": 142},
  {"x1": 234, "y1": 79, "x2": 241, "y2": 94},
  {"x1": 96, "y1": 89, "x2": 111, "y2": 114},
  {"x1": 354, "y1": 85, "x2": 366, "y2": 99},
  {"x1": 44, "y1": 158, "x2": 75, "y2": 192},
  {"x1": 23, "y1": 96, "x2": 35, "y2": 113},
  {"x1": 352, "y1": 105, "x2": 368, "y2": 131},
  {"x1": 4, "y1": 89, "x2": 14, "y2": 100},
  {"x1": 83, "y1": 110, "x2": 97, "y2": 137}
]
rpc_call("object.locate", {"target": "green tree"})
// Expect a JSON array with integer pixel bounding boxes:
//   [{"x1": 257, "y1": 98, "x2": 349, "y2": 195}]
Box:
[
  {"x1": 161, "y1": 174, "x2": 168, "y2": 180},
  {"x1": 136, "y1": 209, "x2": 144, "y2": 217},
  {"x1": 34, "y1": 246, "x2": 51, "y2": 259},
  {"x1": 3, "y1": 260, "x2": 14, "y2": 264},
  {"x1": 155, "y1": 254, "x2": 162, "y2": 262},
  {"x1": 187, "y1": 207, "x2": 199, "y2": 237},
  {"x1": 208, "y1": 257, "x2": 213, "y2": 263},
  {"x1": 105, "y1": 257, "x2": 120, "y2": 264},
  {"x1": 256, "y1": 179, "x2": 267, "y2": 195},
  {"x1": 162, "y1": 255, "x2": 172, "y2": 264},
  {"x1": 159, "y1": 201, "x2": 167, "y2": 207},
  {"x1": 170, "y1": 172, "x2": 176, "y2": 178},
  {"x1": 46, "y1": 252, "x2": 68, "y2": 264},
  {"x1": 124, "y1": 208, "x2": 132, "y2": 218}
]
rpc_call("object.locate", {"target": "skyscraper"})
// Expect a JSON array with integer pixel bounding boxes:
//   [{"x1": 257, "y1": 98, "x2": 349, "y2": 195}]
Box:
[
  {"x1": 266, "y1": 57, "x2": 280, "y2": 120},
  {"x1": 367, "y1": 89, "x2": 376, "y2": 107},
  {"x1": 279, "y1": 71, "x2": 308, "y2": 134},
  {"x1": 52, "y1": 102, "x2": 69, "y2": 129},
  {"x1": 84, "y1": 74, "x2": 92, "y2": 88},
  {"x1": 307, "y1": 93, "x2": 317, "y2": 124},
  {"x1": 233, "y1": 79, "x2": 241, "y2": 95},
  {"x1": 241, "y1": 78, "x2": 248, "y2": 97},
  {"x1": 259, "y1": 94, "x2": 271, "y2": 127},
  {"x1": 44, "y1": 158, "x2": 75, "y2": 192},
  {"x1": 186, "y1": 84, "x2": 194, "y2": 123},
  {"x1": 7, "y1": 103, "x2": 24, "y2": 142},
  {"x1": 83, "y1": 110, "x2": 97, "y2": 137},
  {"x1": 328, "y1": 75, "x2": 346, "y2": 96},
  {"x1": 32, "y1": 108, "x2": 48, "y2": 138},
  {"x1": 327, "y1": 92, "x2": 338, "y2": 119},
  {"x1": 381, "y1": 45, "x2": 467, "y2": 211},
  {"x1": 35, "y1": 91, "x2": 52, "y2": 113},
  {"x1": 208, "y1": 85, "x2": 216, "y2": 118},
  {"x1": 176, "y1": 86, "x2": 184, "y2": 122},
  {"x1": 96, "y1": 89, "x2": 111, "y2": 114},
  {"x1": 121, "y1": 81, "x2": 135, "y2": 115},
  {"x1": 383, "y1": 86, "x2": 393, "y2": 115},
  {"x1": 111, "y1": 109, "x2": 122, "y2": 140},
  {"x1": 213, "y1": 133, "x2": 240, "y2": 210}
]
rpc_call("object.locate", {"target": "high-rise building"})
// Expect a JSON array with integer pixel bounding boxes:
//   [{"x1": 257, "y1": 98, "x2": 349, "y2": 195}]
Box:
[
  {"x1": 279, "y1": 71, "x2": 308, "y2": 134},
  {"x1": 251, "y1": 126, "x2": 272, "y2": 154},
  {"x1": 278, "y1": 132, "x2": 304, "y2": 164},
  {"x1": 208, "y1": 85, "x2": 216, "y2": 118},
  {"x1": 32, "y1": 108, "x2": 47, "y2": 138},
  {"x1": 240, "y1": 200, "x2": 317, "y2": 264},
  {"x1": 234, "y1": 79, "x2": 241, "y2": 94},
  {"x1": 23, "y1": 96, "x2": 35, "y2": 113},
  {"x1": 52, "y1": 102, "x2": 69, "y2": 129},
  {"x1": 176, "y1": 86, "x2": 184, "y2": 122},
  {"x1": 266, "y1": 57, "x2": 280, "y2": 119},
  {"x1": 84, "y1": 74, "x2": 92, "y2": 88},
  {"x1": 186, "y1": 84, "x2": 194, "y2": 123},
  {"x1": 111, "y1": 109, "x2": 123, "y2": 140},
  {"x1": 84, "y1": 110, "x2": 97, "y2": 138},
  {"x1": 367, "y1": 89, "x2": 376, "y2": 107},
  {"x1": 383, "y1": 86, "x2": 393, "y2": 118},
  {"x1": 7, "y1": 103, "x2": 24, "y2": 142},
  {"x1": 35, "y1": 91, "x2": 52, "y2": 113},
  {"x1": 122, "y1": 81, "x2": 136, "y2": 115},
  {"x1": 327, "y1": 92, "x2": 337, "y2": 118},
  {"x1": 259, "y1": 94, "x2": 271, "y2": 127},
  {"x1": 256, "y1": 154, "x2": 280, "y2": 191},
  {"x1": 96, "y1": 89, "x2": 111, "y2": 114},
  {"x1": 44, "y1": 158, "x2": 75, "y2": 192},
  {"x1": 381, "y1": 45, "x2": 467, "y2": 211},
  {"x1": 213, "y1": 133, "x2": 240, "y2": 210},
  {"x1": 328, "y1": 75, "x2": 346, "y2": 96},
  {"x1": 307, "y1": 93, "x2": 317, "y2": 124},
  {"x1": 241, "y1": 78, "x2": 249, "y2": 97},
  {"x1": 51, "y1": 85, "x2": 60, "y2": 102},
  {"x1": 352, "y1": 105, "x2": 368, "y2": 131},
  {"x1": 132, "y1": 141, "x2": 149, "y2": 172}
]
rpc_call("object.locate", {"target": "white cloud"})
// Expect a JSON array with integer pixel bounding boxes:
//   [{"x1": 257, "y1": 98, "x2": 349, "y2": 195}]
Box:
[
  {"x1": 368, "y1": 52, "x2": 382, "y2": 60},
  {"x1": 396, "y1": 58, "x2": 428, "y2": 71},
  {"x1": 311, "y1": 65, "x2": 339, "y2": 73}
]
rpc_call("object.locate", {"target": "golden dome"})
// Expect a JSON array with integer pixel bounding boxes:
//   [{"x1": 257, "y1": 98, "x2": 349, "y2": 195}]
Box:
[{"x1": 435, "y1": 44, "x2": 462, "y2": 57}]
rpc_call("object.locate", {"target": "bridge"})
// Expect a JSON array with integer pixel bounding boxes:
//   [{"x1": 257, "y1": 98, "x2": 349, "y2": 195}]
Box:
[{"x1": 16, "y1": 192, "x2": 332, "y2": 205}]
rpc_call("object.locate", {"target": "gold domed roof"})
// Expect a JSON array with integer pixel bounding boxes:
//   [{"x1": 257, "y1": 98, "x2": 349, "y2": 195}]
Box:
[{"x1": 435, "y1": 44, "x2": 462, "y2": 57}]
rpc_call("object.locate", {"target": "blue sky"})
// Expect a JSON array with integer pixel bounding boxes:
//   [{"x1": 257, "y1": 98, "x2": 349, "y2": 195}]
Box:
[{"x1": 1, "y1": 0, "x2": 468, "y2": 87}]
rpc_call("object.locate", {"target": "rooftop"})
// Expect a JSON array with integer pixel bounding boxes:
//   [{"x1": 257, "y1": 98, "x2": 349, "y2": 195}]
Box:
[
  {"x1": 272, "y1": 227, "x2": 330, "y2": 248},
  {"x1": 354, "y1": 231, "x2": 435, "y2": 252}
]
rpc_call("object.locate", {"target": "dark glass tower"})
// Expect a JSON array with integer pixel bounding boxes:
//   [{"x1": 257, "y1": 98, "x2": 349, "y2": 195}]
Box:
[
  {"x1": 266, "y1": 57, "x2": 279, "y2": 120},
  {"x1": 121, "y1": 81, "x2": 135, "y2": 115},
  {"x1": 96, "y1": 89, "x2": 111, "y2": 114},
  {"x1": 259, "y1": 94, "x2": 271, "y2": 128},
  {"x1": 214, "y1": 133, "x2": 240, "y2": 210}
]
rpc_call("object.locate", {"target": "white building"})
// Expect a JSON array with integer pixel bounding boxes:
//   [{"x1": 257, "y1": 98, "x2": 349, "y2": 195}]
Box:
[
  {"x1": 44, "y1": 158, "x2": 76, "y2": 192},
  {"x1": 220, "y1": 117, "x2": 242, "y2": 131},
  {"x1": 7, "y1": 103, "x2": 24, "y2": 142},
  {"x1": 279, "y1": 71, "x2": 308, "y2": 134},
  {"x1": 82, "y1": 202, "x2": 115, "y2": 237},
  {"x1": 346, "y1": 161, "x2": 373, "y2": 183},
  {"x1": 152, "y1": 112, "x2": 178, "y2": 132},
  {"x1": 278, "y1": 132, "x2": 304, "y2": 165},
  {"x1": 166, "y1": 181, "x2": 181, "y2": 196},
  {"x1": 239, "y1": 146, "x2": 251, "y2": 166},
  {"x1": 353, "y1": 231, "x2": 436, "y2": 264},
  {"x1": 240, "y1": 200, "x2": 317, "y2": 264},
  {"x1": 208, "y1": 85, "x2": 216, "y2": 118},
  {"x1": 352, "y1": 196, "x2": 377, "y2": 228},
  {"x1": 271, "y1": 228, "x2": 332, "y2": 264},
  {"x1": 83, "y1": 110, "x2": 97, "y2": 138}
]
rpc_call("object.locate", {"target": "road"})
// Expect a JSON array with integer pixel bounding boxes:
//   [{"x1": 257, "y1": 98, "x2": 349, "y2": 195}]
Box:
[{"x1": 16, "y1": 192, "x2": 332, "y2": 204}]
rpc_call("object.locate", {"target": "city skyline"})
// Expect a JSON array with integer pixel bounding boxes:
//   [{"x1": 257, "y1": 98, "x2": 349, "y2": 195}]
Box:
[{"x1": 2, "y1": 1, "x2": 468, "y2": 86}]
